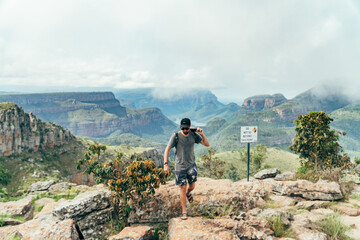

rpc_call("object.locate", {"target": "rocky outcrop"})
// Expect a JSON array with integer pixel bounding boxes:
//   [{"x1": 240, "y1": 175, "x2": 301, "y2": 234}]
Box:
[
  {"x1": 0, "y1": 103, "x2": 73, "y2": 156},
  {"x1": 242, "y1": 94, "x2": 287, "y2": 110},
  {"x1": 254, "y1": 168, "x2": 280, "y2": 179},
  {"x1": 0, "y1": 215, "x2": 80, "y2": 240},
  {"x1": 266, "y1": 179, "x2": 343, "y2": 201},
  {"x1": 53, "y1": 189, "x2": 113, "y2": 239},
  {"x1": 0, "y1": 195, "x2": 34, "y2": 221},
  {"x1": 1, "y1": 176, "x2": 358, "y2": 239},
  {"x1": 0, "y1": 187, "x2": 113, "y2": 240},
  {"x1": 168, "y1": 214, "x2": 273, "y2": 240},
  {"x1": 128, "y1": 178, "x2": 267, "y2": 224},
  {"x1": 29, "y1": 180, "x2": 55, "y2": 192}
]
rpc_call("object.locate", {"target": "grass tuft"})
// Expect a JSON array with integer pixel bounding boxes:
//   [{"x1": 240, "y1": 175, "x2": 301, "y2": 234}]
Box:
[
  {"x1": 266, "y1": 214, "x2": 292, "y2": 238},
  {"x1": 316, "y1": 213, "x2": 352, "y2": 240}
]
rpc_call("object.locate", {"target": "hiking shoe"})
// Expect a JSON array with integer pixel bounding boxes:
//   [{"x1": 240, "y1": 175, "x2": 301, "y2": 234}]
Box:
[{"x1": 180, "y1": 213, "x2": 188, "y2": 220}]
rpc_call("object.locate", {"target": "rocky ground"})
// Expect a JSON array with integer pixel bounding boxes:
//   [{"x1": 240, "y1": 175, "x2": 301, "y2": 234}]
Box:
[{"x1": 0, "y1": 168, "x2": 359, "y2": 240}]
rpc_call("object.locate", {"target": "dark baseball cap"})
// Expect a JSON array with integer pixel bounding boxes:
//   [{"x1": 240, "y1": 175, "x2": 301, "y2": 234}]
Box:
[{"x1": 180, "y1": 118, "x2": 191, "y2": 128}]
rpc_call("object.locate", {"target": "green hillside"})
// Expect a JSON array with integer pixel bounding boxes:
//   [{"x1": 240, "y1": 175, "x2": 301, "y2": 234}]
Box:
[
  {"x1": 91, "y1": 133, "x2": 166, "y2": 149},
  {"x1": 197, "y1": 146, "x2": 301, "y2": 180},
  {"x1": 331, "y1": 102, "x2": 360, "y2": 157}
]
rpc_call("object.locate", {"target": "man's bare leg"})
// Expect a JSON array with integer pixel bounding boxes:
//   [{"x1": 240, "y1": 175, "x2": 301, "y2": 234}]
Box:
[
  {"x1": 186, "y1": 182, "x2": 195, "y2": 196},
  {"x1": 180, "y1": 185, "x2": 187, "y2": 214}
]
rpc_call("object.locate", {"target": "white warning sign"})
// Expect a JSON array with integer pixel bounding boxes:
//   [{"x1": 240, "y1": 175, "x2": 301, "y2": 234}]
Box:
[{"x1": 241, "y1": 126, "x2": 258, "y2": 143}]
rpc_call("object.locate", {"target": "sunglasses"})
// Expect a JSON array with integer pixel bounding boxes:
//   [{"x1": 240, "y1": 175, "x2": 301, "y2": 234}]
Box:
[{"x1": 181, "y1": 127, "x2": 190, "y2": 131}]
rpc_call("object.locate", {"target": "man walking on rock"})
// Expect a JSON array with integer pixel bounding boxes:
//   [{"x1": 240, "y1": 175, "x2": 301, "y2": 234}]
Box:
[{"x1": 164, "y1": 118, "x2": 210, "y2": 220}]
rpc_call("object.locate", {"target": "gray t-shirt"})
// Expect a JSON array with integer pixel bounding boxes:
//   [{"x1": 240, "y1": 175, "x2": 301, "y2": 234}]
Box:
[{"x1": 167, "y1": 131, "x2": 202, "y2": 171}]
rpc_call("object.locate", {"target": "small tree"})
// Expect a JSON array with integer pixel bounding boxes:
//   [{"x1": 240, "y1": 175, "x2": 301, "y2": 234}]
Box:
[
  {"x1": 0, "y1": 164, "x2": 11, "y2": 186},
  {"x1": 289, "y1": 111, "x2": 351, "y2": 171},
  {"x1": 77, "y1": 144, "x2": 168, "y2": 228},
  {"x1": 239, "y1": 144, "x2": 267, "y2": 171},
  {"x1": 201, "y1": 147, "x2": 225, "y2": 179}
]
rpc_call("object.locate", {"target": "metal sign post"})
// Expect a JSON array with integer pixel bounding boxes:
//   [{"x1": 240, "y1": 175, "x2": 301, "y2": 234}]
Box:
[{"x1": 240, "y1": 126, "x2": 258, "y2": 182}]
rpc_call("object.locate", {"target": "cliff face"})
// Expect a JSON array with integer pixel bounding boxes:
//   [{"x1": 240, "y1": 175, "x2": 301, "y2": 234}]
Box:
[
  {"x1": 0, "y1": 103, "x2": 73, "y2": 156},
  {"x1": 242, "y1": 94, "x2": 287, "y2": 110}
]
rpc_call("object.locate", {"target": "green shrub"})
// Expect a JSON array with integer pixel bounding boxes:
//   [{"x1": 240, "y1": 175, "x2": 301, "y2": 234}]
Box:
[
  {"x1": 0, "y1": 164, "x2": 11, "y2": 186},
  {"x1": 201, "y1": 147, "x2": 225, "y2": 179},
  {"x1": 77, "y1": 144, "x2": 168, "y2": 228},
  {"x1": 316, "y1": 213, "x2": 351, "y2": 240},
  {"x1": 267, "y1": 214, "x2": 292, "y2": 238},
  {"x1": 351, "y1": 194, "x2": 360, "y2": 200},
  {"x1": 354, "y1": 157, "x2": 360, "y2": 165}
]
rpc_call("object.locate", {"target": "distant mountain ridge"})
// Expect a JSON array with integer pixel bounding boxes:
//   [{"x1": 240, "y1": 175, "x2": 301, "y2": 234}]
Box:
[
  {"x1": 114, "y1": 88, "x2": 224, "y2": 116},
  {"x1": 208, "y1": 86, "x2": 353, "y2": 152},
  {"x1": 0, "y1": 92, "x2": 177, "y2": 142}
]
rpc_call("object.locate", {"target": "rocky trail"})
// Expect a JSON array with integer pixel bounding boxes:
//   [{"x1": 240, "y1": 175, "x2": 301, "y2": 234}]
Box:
[{"x1": 1, "y1": 169, "x2": 360, "y2": 240}]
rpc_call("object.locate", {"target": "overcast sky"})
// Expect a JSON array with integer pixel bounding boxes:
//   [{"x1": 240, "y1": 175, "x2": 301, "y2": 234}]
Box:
[{"x1": 0, "y1": 0, "x2": 359, "y2": 103}]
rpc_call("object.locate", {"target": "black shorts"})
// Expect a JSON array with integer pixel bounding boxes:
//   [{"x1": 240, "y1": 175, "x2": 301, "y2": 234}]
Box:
[{"x1": 175, "y1": 164, "x2": 198, "y2": 186}]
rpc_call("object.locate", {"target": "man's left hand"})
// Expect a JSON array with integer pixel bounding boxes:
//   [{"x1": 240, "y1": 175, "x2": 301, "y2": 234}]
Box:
[{"x1": 197, "y1": 128, "x2": 204, "y2": 135}]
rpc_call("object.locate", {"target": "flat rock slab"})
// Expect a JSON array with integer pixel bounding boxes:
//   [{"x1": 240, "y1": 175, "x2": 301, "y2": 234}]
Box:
[
  {"x1": 0, "y1": 215, "x2": 80, "y2": 240},
  {"x1": 0, "y1": 195, "x2": 34, "y2": 220},
  {"x1": 254, "y1": 168, "x2": 280, "y2": 180},
  {"x1": 53, "y1": 189, "x2": 111, "y2": 220},
  {"x1": 269, "y1": 195, "x2": 297, "y2": 207},
  {"x1": 331, "y1": 203, "x2": 360, "y2": 216},
  {"x1": 29, "y1": 180, "x2": 55, "y2": 192},
  {"x1": 274, "y1": 171, "x2": 297, "y2": 181},
  {"x1": 109, "y1": 225, "x2": 153, "y2": 240},
  {"x1": 262, "y1": 179, "x2": 343, "y2": 201},
  {"x1": 295, "y1": 201, "x2": 330, "y2": 210},
  {"x1": 169, "y1": 215, "x2": 273, "y2": 240},
  {"x1": 2, "y1": 218, "x2": 24, "y2": 226},
  {"x1": 48, "y1": 182, "x2": 76, "y2": 194}
]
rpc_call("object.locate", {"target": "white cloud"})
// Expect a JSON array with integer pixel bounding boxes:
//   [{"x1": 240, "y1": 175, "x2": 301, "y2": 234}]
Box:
[{"x1": 0, "y1": 0, "x2": 360, "y2": 103}]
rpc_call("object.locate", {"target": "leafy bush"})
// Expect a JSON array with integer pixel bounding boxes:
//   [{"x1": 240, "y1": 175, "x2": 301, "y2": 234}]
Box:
[
  {"x1": 0, "y1": 164, "x2": 11, "y2": 186},
  {"x1": 316, "y1": 213, "x2": 351, "y2": 240},
  {"x1": 201, "y1": 147, "x2": 225, "y2": 179},
  {"x1": 290, "y1": 111, "x2": 351, "y2": 171},
  {"x1": 355, "y1": 157, "x2": 360, "y2": 165},
  {"x1": 239, "y1": 144, "x2": 267, "y2": 172},
  {"x1": 77, "y1": 144, "x2": 168, "y2": 228}
]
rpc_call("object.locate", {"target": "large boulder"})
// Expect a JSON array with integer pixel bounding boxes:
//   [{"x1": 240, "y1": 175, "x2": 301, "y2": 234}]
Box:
[
  {"x1": 0, "y1": 214, "x2": 80, "y2": 240},
  {"x1": 274, "y1": 171, "x2": 297, "y2": 181},
  {"x1": 291, "y1": 212, "x2": 328, "y2": 240},
  {"x1": 29, "y1": 180, "x2": 55, "y2": 192},
  {"x1": 254, "y1": 168, "x2": 280, "y2": 180},
  {"x1": 168, "y1": 214, "x2": 273, "y2": 240},
  {"x1": 48, "y1": 182, "x2": 76, "y2": 194},
  {"x1": 262, "y1": 179, "x2": 343, "y2": 201},
  {"x1": 0, "y1": 195, "x2": 34, "y2": 220},
  {"x1": 53, "y1": 189, "x2": 113, "y2": 239},
  {"x1": 128, "y1": 177, "x2": 267, "y2": 223}
]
